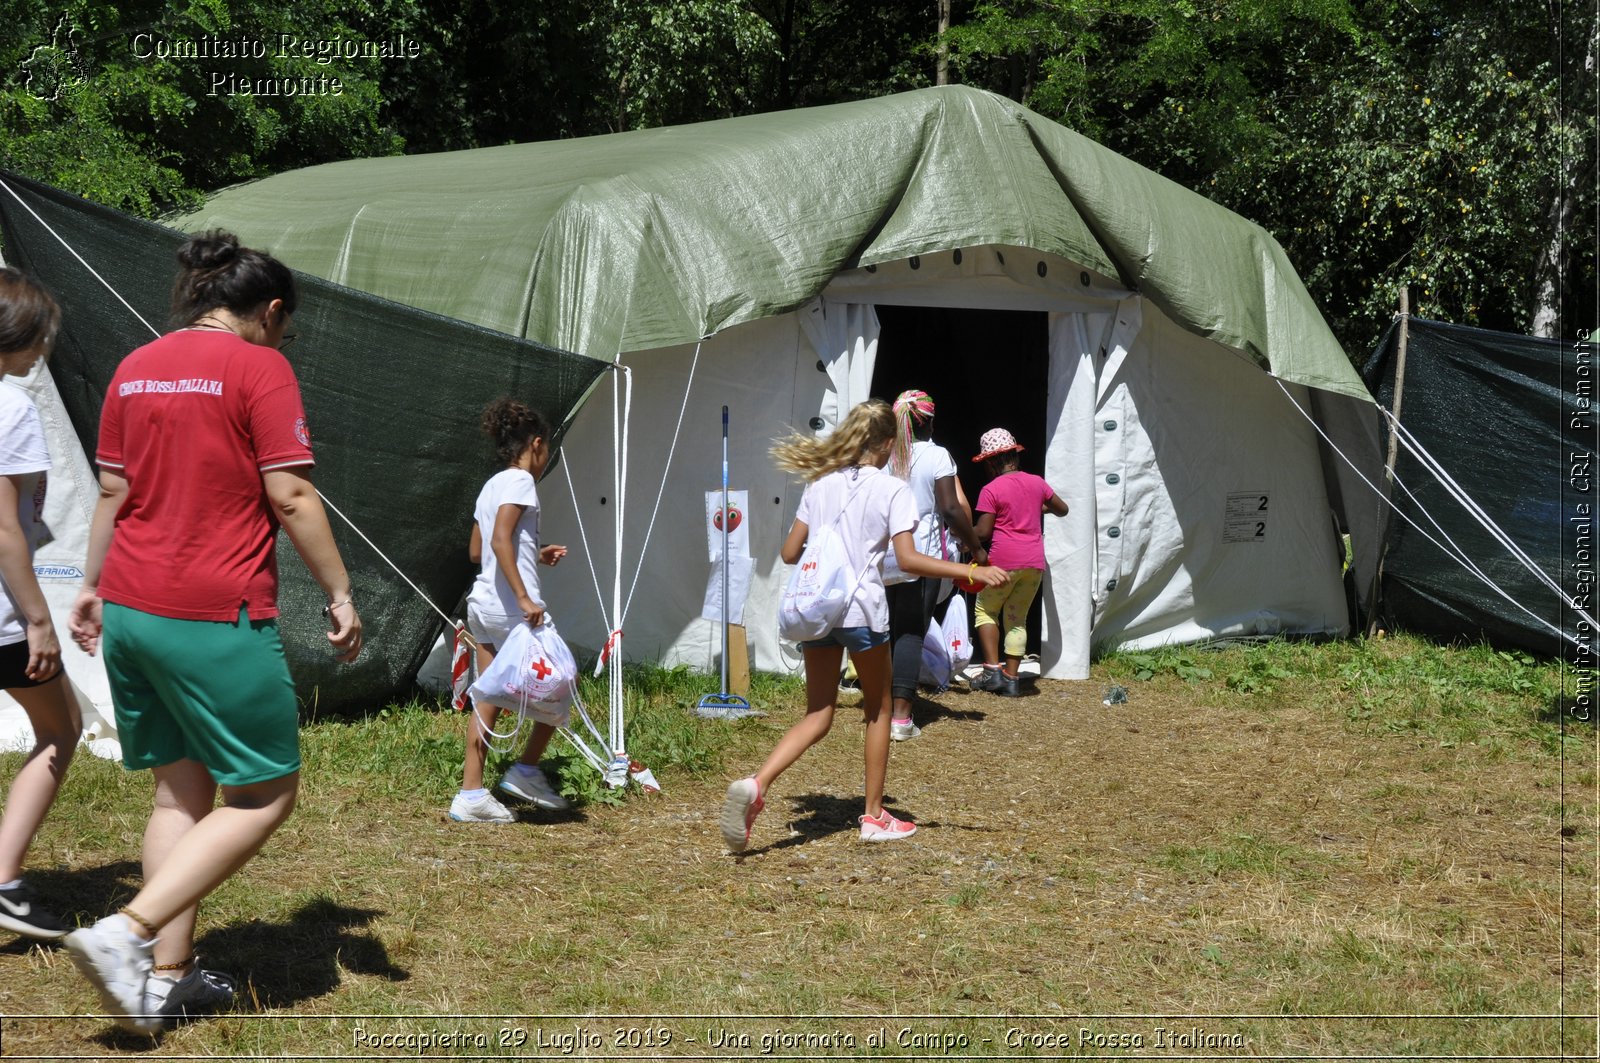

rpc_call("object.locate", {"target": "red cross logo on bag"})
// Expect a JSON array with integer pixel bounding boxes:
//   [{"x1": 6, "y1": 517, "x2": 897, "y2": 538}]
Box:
[{"x1": 530, "y1": 656, "x2": 552, "y2": 680}]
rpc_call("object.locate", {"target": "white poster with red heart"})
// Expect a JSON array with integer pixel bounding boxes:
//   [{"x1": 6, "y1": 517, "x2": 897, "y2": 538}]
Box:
[
  {"x1": 704, "y1": 490, "x2": 750, "y2": 561},
  {"x1": 703, "y1": 490, "x2": 752, "y2": 625}
]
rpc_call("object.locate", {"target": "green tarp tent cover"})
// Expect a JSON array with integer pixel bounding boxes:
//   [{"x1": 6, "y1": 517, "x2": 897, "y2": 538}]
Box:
[{"x1": 184, "y1": 86, "x2": 1366, "y2": 401}]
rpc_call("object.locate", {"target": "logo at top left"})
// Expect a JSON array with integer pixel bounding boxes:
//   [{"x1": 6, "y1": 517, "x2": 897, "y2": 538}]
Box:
[{"x1": 22, "y1": 16, "x2": 89, "y2": 102}]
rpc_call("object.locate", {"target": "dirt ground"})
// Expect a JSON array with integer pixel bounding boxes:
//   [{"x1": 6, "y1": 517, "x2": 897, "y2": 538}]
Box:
[{"x1": 1, "y1": 667, "x2": 1593, "y2": 1058}]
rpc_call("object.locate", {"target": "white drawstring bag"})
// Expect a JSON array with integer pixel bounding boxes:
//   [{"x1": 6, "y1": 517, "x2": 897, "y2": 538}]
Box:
[
  {"x1": 468, "y1": 620, "x2": 576, "y2": 727},
  {"x1": 919, "y1": 619, "x2": 952, "y2": 690},
  {"x1": 778, "y1": 523, "x2": 873, "y2": 642},
  {"x1": 778, "y1": 478, "x2": 872, "y2": 643},
  {"x1": 918, "y1": 595, "x2": 973, "y2": 691},
  {"x1": 942, "y1": 596, "x2": 973, "y2": 675}
]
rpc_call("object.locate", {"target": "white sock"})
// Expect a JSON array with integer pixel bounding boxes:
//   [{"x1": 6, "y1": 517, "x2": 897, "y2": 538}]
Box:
[
  {"x1": 0, "y1": 878, "x2": 21, "y2": 890},
  {"x1": 459, "y1": 787, "x2": 488, "y2": 800}
]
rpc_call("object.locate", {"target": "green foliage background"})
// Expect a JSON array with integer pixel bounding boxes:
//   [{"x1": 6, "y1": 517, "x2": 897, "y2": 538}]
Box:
[
  {"x1": 944, "y1": 0, "x2": 1597, "y2": 351},
  {"x1": 1, "y1": 0, "x2": 1593, "y2": 357}
]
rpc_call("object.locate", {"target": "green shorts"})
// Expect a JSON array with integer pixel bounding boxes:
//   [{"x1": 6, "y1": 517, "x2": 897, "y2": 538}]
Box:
[{"x1": 103, "y1": 602, "x2": 300, "y2": 786}]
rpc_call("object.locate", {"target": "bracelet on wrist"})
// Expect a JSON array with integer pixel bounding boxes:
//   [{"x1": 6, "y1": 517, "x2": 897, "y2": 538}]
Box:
[{"x1": 322, "y1": 598, "x2": 353, "y2": 619}]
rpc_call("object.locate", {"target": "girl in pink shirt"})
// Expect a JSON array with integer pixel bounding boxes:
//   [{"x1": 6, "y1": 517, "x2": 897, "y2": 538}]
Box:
[{"x1": 970, "y1": 428, "x2": 1067, "y2": 697}]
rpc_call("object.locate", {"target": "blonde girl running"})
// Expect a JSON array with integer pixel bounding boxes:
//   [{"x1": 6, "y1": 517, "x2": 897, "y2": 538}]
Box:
[{"x1": 720, "y1": 400, "x2": 1007, "y2": 851}]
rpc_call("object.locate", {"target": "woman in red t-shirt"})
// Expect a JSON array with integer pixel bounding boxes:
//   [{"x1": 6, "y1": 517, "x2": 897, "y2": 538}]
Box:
[{"x1": 65, "y1": 231, "x2": 363, "y2": 1032}]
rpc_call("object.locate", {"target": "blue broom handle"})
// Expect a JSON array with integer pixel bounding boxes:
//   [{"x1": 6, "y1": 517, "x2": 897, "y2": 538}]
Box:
[{"x1": 720, "y1": 406, "x2": 730, "y2": 694}]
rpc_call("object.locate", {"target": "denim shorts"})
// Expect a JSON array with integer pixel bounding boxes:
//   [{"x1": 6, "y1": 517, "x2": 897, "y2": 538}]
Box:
[{"x1": 801, "y1": 626, "x2": 889, "y2": 653}]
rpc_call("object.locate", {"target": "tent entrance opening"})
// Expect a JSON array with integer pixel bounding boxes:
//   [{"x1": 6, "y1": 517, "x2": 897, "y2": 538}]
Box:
[{"x1": 872, "y1": 305, "x2": 1050, "y2": 659}]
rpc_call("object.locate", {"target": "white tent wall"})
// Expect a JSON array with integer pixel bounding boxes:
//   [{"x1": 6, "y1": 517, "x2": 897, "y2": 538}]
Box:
[
  {"x1": 534, "y1": 243, "x2": 1352, "y2": 685},
  {"x1": 1081, "y1": 307, "x2": 1350, "y2": 651},
  {"x1": 0, "y1": 341, "x2": 116, "y2": 752},
  {"x1": 538, "y1": 312, "x2": 836, "y2": 675},
  {"x1": 1045, "y1": 305, "x2": 1119, "y2": 679}
]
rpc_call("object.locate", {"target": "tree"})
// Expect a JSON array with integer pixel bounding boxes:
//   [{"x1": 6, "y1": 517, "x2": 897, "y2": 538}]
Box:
[
  {"x1": 748, "y1": 0, "x2": 938, "y2": 110},
  {"x1": 585, "y1": 0, "x2": 780, "y2": 131},
  {"x1": 344, "y1": 0, "x2": 612, "y2": 151},
  {"x1": 1237, "y1": 0, "x2": 1597, "y2": 346},
  {"x1": 941, "y1": 0, "x2": 1597, "y2": 353},
  {"x1": 1, "y1": 0, "x2": 404, "y2": 216}
]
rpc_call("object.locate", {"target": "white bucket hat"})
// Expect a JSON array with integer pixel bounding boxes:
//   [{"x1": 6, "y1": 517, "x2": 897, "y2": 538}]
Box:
[{"x1": 973, "y1": 427, "x2": 1024, "y2": 463}]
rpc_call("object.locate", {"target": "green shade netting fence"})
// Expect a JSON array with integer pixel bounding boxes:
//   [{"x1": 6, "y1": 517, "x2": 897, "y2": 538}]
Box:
[{"x1": 0, "y1": 171, "x2": 610, "y2": 713}]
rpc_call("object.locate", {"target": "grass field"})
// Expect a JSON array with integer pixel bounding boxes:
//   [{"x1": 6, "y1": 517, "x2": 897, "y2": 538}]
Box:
[{"x1": 0, "y1": 633, "x2": 1594, "y2": 1059}]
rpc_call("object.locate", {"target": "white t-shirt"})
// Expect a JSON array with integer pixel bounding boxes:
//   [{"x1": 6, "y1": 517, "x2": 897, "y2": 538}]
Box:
[
  {"x1": 466, "y1": 467, "x2": 543, "y2": 620},
  {"x1": 882, "y1": 439, "x2": 958, "y2": 584},
  {"x1": 0, "y1": 381, "x2": 50, "y2": 647},
  {"x1": 794, "y1": 464, "x2": 918, "y2": 632}
]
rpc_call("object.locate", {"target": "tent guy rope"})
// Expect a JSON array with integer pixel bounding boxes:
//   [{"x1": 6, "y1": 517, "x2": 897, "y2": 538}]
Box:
[
  {"x1": 556, "y1": 338, "x2": 708, "y2": 784},
  {"x1": 1274, "y1": 378, "x2": 1596, "y2": 649}
]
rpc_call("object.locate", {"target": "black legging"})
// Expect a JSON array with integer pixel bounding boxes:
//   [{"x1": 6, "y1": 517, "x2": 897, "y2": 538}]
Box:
[{"x1": 885, "y1": 577, "x2": 943, "y2": 702}]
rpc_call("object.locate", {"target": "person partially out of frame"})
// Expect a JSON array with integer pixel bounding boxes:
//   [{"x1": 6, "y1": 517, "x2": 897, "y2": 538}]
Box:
[{"x1": 0, "y1": 267, "x2": 82, "y2": 943}]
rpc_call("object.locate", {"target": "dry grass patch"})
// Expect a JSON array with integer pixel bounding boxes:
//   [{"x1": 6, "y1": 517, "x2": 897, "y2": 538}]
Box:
[{"x1": 0, "y1": 636, "x2": 1593, "y2": 1058}]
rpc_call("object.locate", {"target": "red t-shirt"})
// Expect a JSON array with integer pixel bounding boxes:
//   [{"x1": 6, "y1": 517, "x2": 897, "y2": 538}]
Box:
[{"x1": 96, "y1": 329, "x2": 314, "y2": 621}]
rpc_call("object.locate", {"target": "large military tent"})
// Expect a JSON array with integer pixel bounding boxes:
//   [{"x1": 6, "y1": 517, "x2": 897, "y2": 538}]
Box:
[
  {"x1": 174, "y1": 85, "x2": 1387, "y2": 681},
  {"x1": 7, "y1": 86, "x2": 1385, "y2": 697}
]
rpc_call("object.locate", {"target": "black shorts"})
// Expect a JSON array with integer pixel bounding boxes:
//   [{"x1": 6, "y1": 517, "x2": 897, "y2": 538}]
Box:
[{"x1": 0, "y1": 638, "x2": 46, "y2": 690}]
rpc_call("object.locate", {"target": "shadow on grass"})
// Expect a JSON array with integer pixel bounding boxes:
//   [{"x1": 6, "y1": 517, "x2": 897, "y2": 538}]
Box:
[
  {"x1": 0, "y1": 859, "x2": 144, "y2": 951},
  {"x1": 739, "y1": 792, "x2": 939, "y2": 855},
  {"x1": 1538, "y1": 693, "x2": 1599, "y2": 727},
  {"x1": 194, "y1": 896, "x2": 408, "y2": 1009},
  {"x1": 908, "y1": 689, "x2": 990, "y2": 727},
  {"x1": 511, "y1": 804, "x2": 588, "y2": 823},
  {"x1": 35, "y1": 891, "x2": 405, "y2": 1051}
]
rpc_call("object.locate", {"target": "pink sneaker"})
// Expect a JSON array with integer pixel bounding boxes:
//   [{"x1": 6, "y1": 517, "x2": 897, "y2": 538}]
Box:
[
  {"x1": 720, "y1": 776, "x2": 765, "y2": 851},
  {"x1": 859, "y1": 809, "x2": 917, "y2": 842}
]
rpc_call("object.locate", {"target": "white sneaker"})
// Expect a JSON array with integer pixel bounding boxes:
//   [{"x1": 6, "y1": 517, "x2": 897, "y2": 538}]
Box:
[
  {"x1": 64, "y1": 914, "x2": 159, "y2": 1033},
  {"x1": 890, "y1": 719, "x2": 921, "y2": 741},
  {"x1": 498, "y1": 765, "x2": 570, "y2": 810},
  {"x1": 145, "y1": 966, "x2": 236, "y2": 1026},
  {"x1": 448, "y1": 791, "x2": 515, "y2": 823}
]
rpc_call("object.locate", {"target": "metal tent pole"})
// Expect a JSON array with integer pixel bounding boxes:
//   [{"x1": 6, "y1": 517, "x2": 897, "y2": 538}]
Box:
[{"x1": 1366, "y1": 286, "x2": 1410, "y2": 636}]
